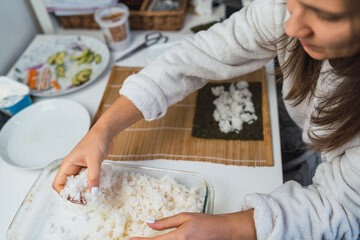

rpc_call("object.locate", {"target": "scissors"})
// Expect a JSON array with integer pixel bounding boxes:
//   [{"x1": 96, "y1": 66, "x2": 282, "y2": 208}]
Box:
[{"x1": 115, "y1": 32, "x2": 168, "y2": 62}]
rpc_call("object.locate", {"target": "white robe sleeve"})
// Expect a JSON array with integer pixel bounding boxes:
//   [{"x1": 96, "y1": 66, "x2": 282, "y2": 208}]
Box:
[
  {"x1": 119, "y1": 0, "x2": 286, "y2": 120},
  {"x1": 241, "y1": 145, "x2": 360, "y2": 239}
]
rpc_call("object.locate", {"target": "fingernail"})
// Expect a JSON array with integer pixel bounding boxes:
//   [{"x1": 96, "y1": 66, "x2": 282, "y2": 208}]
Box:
[
  {"x1": 91, "y1": 186, "x2": 99, "y2": 196},
  {"x1": 145, "y1": 218, "x2": 155, "y2": 224}
]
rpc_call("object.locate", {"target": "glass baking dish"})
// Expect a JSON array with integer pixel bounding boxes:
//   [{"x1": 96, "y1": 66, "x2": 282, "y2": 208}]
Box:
[{"x1": 7, "y1": 159, "x2": 214, "y2": 239}]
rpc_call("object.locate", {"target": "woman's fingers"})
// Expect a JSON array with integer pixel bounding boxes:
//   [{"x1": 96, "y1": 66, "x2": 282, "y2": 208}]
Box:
[
  {"x1": 129, "y1": 230, "x2": 179, "y2": 240},
  {"x1": 86, "y1": 155, "x2": 103, "y2": 191},
  {"x1": 129, "y1": 214, "x2": 192, "y2": 240},
  {"x1": 67, "y1": 195, "x2": 86, "y2": 205},
  {"x1": 129, "y1": 227, "x2": 182, "y2": 240},
  {"x1": 147, "y1": 213, "x2": 191, "y2": 231},
  {"x1": 52, "y1": 135, "x2": 108, "y2": 195},
  {"x1": 52, "y1": 159, "x2": 83, "y2": 194}
]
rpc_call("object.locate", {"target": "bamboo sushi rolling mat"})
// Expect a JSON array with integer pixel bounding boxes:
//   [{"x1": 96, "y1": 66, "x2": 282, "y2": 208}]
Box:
[{"x1": 94, "y1": 66, "x2": 273, "y2": 167}]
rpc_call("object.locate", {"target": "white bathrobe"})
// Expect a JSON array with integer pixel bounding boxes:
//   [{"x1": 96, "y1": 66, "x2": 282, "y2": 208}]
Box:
[{"x1": 119, "y1": 0, "x2": 360, "y2": 238}]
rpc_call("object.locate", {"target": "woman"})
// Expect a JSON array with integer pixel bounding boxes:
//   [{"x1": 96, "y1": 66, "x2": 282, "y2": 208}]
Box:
[{"x1": 53, "y1": 0, "x2": 360, "y2": 238}]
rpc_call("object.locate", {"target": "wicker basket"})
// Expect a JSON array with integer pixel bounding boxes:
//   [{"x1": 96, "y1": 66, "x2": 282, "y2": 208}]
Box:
[{"x1": 57, "y1": 0, "x2": 188, "y2": 31}]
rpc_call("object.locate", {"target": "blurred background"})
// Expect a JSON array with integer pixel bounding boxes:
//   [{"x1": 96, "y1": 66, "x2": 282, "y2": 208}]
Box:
[{"x1": 0, "y1": 0, "x2": 252, "y2": 76}]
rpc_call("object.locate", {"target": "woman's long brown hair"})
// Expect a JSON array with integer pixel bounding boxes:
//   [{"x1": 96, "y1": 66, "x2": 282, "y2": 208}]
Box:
[
  {"x1": 278, "y1": 0, "x2": 360, "y2": 152},
  {"x1": 280, "y1": 39, "x2": 360, "y2": 153}
]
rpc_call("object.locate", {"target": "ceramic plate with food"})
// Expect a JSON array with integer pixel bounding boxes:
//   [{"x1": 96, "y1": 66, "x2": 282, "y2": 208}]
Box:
[{"x1": 11, "y1": 35, "x2": 110, "y2": 97}]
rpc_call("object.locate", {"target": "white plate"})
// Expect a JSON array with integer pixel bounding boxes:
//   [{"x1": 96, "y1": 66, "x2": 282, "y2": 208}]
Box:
[
  {"x1": 10, "y1": 35, "x2": 110, "y2": 97},
  {"x1": 0, "y1": 99, "x2": 90, "y2": 169}
]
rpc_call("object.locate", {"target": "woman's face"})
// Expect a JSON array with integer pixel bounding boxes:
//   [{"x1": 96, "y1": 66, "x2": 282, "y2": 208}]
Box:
[{"x1": 286, "y1": 0, "x2": 360, "y2": 60}]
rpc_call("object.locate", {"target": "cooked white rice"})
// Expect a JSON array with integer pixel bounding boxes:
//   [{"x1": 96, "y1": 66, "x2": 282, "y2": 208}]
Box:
[
  {"x1": 55, "y1": 165, "x2": 203, "y2": 239},
  {"x1": 212, "y1": 80, "x2": 258, "y2": 133}
]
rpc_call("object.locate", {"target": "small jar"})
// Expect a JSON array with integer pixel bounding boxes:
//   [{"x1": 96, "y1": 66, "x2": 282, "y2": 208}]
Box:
[{"x1": 95, "y1": 3, "x2": 132, "y2": 51}]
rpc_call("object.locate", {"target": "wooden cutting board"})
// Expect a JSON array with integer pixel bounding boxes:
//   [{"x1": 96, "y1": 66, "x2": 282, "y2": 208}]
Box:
[{"x1": 94, "y1": 66, "x2": 273, "y2": 166}]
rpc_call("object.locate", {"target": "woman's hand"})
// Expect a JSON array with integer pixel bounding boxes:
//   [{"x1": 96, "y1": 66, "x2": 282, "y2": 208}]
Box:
[
  {"x1": 130, "y1": 210, "x2": 256, "y2": 240},
  {"x1": 52, "y1": 96, "x2": 143, "y2": 197},
  {"x1": 52, "y1": 125, "x2": 113, "y2": 195}
]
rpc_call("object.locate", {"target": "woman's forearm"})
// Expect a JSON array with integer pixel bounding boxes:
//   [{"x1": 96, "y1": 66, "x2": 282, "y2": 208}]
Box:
[
  {"x1": 91, "y1": 95, "x2": 143, "y2": 140},
  {"x1": 222, "y1": 210, "x2": 257, "y2": 240}
]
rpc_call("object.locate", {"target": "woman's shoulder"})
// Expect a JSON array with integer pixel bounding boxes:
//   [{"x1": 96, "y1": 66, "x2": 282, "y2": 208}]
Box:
[
  {"x1": 244, "y1": 0, "x2": 290, "y2": 38},
  {"x1": 251, "y1": 0, "x2": 289, "y2": 19}
]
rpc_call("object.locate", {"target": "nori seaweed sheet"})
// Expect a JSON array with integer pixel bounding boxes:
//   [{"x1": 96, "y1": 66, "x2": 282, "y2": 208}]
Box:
[{"x1": 192, "y1": 82, "x2": 264, "y2": 140}]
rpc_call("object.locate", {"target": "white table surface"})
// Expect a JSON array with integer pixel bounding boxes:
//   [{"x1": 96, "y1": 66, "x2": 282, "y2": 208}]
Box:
[{"x1": 0, "y1": 7, "x2": 283, "y2": 239}]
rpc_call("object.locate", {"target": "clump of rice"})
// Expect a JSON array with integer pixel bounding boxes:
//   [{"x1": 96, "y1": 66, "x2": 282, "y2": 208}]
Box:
[
  {"x1": 59, "y1": 165, "x2": 203, "y2": 239},
  {"x1": 212, "y1": 80, "x2": 258, "y2": 133}
]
